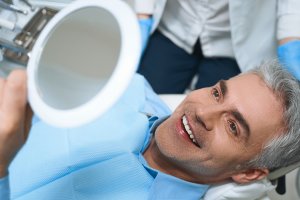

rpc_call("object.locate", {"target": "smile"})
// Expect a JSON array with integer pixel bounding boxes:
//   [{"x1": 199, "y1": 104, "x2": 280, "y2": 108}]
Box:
[{"x1": 182, "y1": 115, "x2": 199, "y2": 146}]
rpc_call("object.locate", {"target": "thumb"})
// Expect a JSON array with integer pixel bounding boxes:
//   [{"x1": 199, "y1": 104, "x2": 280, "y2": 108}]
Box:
[{"x1": 1, "y1": 70, "x2": 27, "y2": 128}]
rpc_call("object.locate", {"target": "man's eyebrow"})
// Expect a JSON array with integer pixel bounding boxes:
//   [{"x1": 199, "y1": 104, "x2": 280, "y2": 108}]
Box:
[
  {"x1": 219, "y1": 80, "x2": 250, "y2": 139},
  {"x1": 231, "y1": 110, "x2": 250, "y2": 139},
  {"x1": 219, "y1": 80, "x2": 227, "y2": 97}
]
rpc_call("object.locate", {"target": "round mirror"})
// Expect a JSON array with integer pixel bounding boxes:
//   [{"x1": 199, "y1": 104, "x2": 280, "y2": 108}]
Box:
[
  {"x1": 37, "y1": 7, "x2": 121, "y2": 110},
  {"x1": 27, "y1": 0, "x2": 141, "y2": 127}
]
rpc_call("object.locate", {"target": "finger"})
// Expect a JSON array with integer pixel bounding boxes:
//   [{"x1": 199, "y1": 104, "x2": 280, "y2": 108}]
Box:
[
  {"x1": 24, "y1": 103, "x2": 33, "y2": 140},
  {"x1": 0, "y1": 78, "x2": 5, "y2": 105},
  {"x1": 1, "y1": 70, "x2": 27, "y2": 127}
]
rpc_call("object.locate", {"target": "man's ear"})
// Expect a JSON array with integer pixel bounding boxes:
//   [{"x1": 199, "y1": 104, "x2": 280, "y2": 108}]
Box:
[{"x1": 231, "y1": 168, "x2": 269, "y2": 184}]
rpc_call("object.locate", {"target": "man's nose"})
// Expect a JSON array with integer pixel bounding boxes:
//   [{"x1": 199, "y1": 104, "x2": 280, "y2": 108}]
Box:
[{"x1": 195, "y1": 105, "x2": 223, "y2": 131}]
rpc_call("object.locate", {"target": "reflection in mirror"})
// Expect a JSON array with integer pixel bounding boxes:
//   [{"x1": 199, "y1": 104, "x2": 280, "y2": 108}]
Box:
[{"x1": 36, "y1": 7, "x2": 121, "y2": 110}]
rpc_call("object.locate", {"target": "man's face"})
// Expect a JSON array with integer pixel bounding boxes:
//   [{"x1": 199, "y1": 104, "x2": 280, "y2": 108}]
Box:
[{"x1": 151, "y1": 73, "x2": 284, "y2": 184}]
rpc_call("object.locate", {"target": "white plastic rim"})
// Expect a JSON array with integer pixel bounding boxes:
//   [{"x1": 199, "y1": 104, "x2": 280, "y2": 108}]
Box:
[{"x1": 27, "y1": 0, "x2": 141, "y2": 127}]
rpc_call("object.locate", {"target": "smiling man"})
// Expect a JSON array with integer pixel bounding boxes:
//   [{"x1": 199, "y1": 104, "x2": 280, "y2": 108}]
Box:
[
  {"x1": 0, "y1": 61, "x2": 300, "y2": 199},
  {"x1": 144, "y1": 72, "x2": 285, "y2": 185}
]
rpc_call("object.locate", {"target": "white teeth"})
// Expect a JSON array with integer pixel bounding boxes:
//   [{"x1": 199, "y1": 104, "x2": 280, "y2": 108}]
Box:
[
  {"x1": 184, "y1": 124, "x2": 191, "y2": 132},
  {"x1": 183, "y1": 116, "x2": 187, "y2": 124},
  {"x1": 182, "y1": 115, "x2": 197, "y2": 144}
]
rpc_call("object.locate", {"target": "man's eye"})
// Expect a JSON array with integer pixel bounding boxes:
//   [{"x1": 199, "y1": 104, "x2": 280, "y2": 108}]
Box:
[
  {"x1": 212, "y1": 88, "x2": 220, "y2": 101},
  {"x1": 228, "y1": 120, "x2": 238, "y2": 136}
]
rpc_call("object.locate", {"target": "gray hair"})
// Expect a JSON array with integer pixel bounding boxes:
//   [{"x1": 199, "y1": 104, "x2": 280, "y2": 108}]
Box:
[{"x1": 245, "y1": 60, "x2": 300, "y2": 171}]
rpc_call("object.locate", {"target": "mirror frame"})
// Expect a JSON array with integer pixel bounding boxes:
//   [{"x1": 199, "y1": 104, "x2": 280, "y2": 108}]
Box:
[{"x1": 27, "y1": 0, "x2": 141, "y2": 127}]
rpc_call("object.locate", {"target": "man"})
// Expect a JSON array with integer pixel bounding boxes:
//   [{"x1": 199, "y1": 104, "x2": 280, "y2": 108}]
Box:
[{"x1": 0, "y1": 61, "x2": 300, "y2": 199}]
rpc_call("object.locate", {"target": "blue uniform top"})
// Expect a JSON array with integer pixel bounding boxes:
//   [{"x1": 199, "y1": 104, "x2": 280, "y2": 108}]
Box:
[{"x1": 0, "y1": 74, "x2": 208, "y2": 200}]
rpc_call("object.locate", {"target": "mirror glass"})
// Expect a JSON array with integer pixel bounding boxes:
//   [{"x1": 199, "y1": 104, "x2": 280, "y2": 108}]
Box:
[{"x1": 36, "y1": 7, "x2": 121, "y2": 110}]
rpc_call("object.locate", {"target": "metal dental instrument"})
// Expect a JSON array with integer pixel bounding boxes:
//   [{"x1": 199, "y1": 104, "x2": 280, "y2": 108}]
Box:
[
  {"x1": 20, "y1": 0, "x2": 35, "y2": 11},
  {"x1": 1, "y1": 7, "x2": 57, "y2": 65},
  {"x1": 3, "y1": 0, "x2": 34, "y2": 11},
  {"x1": 2, "y1": 0, "x2": 12, "y2": 4},
  {"x1": 0, "y1": 0, "x2": 28, "y2": 15}
]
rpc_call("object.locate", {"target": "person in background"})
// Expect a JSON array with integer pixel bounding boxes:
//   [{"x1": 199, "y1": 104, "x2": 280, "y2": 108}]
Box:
[{"x1": 135, "y1": 0, "x2": 300, "y2": 94}]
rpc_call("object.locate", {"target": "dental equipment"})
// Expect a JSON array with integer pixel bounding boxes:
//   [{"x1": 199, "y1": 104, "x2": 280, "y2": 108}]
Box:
[
  {"x1": 0, "y1": 7, "x2": 57, "y2": 65},
  {"x1": 20, "y1": 0, "x2": 35, "y2": 11},
  {"x1": 0, "y1": 17, "x2": 15, "y2": 30},
  {"x1": 0, "y1": 0, "x2": 28, "y2": 15}
]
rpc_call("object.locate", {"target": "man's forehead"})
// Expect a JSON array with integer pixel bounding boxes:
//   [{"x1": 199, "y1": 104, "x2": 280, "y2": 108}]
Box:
[
  {"x1": 226, "y1": 73, "x2": 284, "y2": 138},
  {"x1": 229, "y1": 73, "x2": 262, "y2": 83}
]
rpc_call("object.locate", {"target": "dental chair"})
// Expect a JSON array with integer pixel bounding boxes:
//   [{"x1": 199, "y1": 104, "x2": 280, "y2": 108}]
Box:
[{"x1": 160, "y1": 94, "x2": 300, "y2": 200}]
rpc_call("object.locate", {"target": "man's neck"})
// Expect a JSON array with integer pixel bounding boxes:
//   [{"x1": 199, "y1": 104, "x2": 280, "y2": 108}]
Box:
[
  {"x1": 143, "y1": 137, "x2": 234, "y2": 185},
  {"x1": 143, "y1": 138, "x2": 206, "y2": 184}
]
